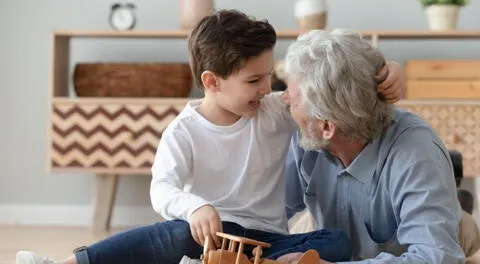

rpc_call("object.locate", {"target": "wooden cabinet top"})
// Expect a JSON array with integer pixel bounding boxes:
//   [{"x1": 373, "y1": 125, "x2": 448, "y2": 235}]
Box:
[{"x1": 52, "y1": 30, "x2": 480, "y2": 39}]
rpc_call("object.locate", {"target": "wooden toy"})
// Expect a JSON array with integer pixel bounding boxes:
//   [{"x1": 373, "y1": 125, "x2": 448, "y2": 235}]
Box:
[{"x1": 201, "y1": 232, "x2": 321, "y2": 264}]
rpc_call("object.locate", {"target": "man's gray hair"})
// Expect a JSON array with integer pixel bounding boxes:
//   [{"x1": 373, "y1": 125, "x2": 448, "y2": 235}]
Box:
[{"x1": 285, "y1": 29, "x2": 392, "y2": 143}]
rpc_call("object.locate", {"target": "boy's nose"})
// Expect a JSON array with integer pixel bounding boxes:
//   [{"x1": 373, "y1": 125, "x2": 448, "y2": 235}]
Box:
[{"x1": 261, "y1": 80, "x2": 272, "y2": 95}]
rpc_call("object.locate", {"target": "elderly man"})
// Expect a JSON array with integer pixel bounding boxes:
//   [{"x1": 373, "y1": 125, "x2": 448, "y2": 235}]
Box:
[{"x1": 281, "y1": 29, "x2": 465, "y2": 263}]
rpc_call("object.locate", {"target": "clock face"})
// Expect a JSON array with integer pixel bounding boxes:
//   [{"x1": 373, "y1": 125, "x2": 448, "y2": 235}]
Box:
[{"x1": 111, "y1": 7, "x2": 135, "y2": 30}]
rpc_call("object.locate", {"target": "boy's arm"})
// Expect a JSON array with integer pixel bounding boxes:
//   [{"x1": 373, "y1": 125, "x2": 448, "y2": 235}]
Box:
[
  {"x1": 150, "y1": 128, "x2": 209, "y2": 221},
  {"x1": 377, "y1": 61, "x2": 405, "y2": 103},
  {"x1": 285, "y1": 131, "x2": 307, "y2": 219}
]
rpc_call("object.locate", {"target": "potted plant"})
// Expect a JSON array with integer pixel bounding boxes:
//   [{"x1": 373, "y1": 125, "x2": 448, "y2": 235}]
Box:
[{"x1": 419, "y1": 0, "x2": 469, "y2": 30}]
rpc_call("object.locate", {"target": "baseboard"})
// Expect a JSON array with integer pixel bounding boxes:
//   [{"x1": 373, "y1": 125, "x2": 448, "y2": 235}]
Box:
[{"x1": 0, "y1": 204, "x2": 162, "y2": 227}]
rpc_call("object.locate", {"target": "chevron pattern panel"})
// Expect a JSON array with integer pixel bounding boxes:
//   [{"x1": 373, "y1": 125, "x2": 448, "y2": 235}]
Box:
[
  {"x1": 50, "y1": 101, "x2": 480, "y2": 176},
  {"x1": 398, "y1": 103, "x2": 480, "y2": 177},
  {"x1": 50, "y1": 100, "x2": 187, "y2": 173}
]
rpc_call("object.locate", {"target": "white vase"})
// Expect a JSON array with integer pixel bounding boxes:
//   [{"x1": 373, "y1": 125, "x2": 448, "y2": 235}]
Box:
[
  {"x1": 179, "y1": 0, "x2": 215, "y2": 30},
  {"x1": 426, "y1": 4, "x2": 459, "y2": 31},
  {"x1": 294, "y1": 0, "x2": 328, "y2": 33}
]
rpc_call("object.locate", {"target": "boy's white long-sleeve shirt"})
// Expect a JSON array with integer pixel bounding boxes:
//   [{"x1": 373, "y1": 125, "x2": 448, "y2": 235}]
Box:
[{"x1": 150, "y1": 93, "x2": 295, "y2": 234}]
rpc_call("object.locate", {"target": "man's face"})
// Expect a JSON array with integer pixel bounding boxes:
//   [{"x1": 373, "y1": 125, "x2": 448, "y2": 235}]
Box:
[{"x1": 283, "y1": 76, "x2": 330, "y2": 151}]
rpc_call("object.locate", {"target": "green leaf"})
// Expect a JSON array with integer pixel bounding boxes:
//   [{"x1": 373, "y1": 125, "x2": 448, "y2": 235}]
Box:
[{"x1": 418, "y1": 0, "x2": 468, "y2": 6}]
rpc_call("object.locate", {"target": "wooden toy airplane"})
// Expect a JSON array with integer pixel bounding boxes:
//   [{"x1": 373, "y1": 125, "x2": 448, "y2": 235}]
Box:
[{"x1": 201, "y1": 232, "x2": 321, "y2": 264}]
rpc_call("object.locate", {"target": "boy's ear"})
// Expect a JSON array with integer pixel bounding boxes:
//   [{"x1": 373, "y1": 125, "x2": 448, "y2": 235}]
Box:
[{"x1": 201, "y1": 71, "x2": 220, "y2": 92}]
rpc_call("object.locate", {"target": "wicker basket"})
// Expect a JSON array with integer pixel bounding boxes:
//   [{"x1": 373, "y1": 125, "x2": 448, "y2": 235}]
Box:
[{"x1": 73, "y1": 63, "x2": 193, "y2": 97}]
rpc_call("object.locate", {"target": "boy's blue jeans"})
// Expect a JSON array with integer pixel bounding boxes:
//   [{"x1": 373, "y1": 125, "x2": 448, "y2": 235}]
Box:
[{"x1": 74, "y1": 220, "x2": 351, "y2": 264}]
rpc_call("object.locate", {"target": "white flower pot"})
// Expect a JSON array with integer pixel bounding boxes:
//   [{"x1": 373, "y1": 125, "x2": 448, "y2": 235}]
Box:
[
  {"x1": 294, "y1": 0, "x2": 328, "y2": 33},
  {"x1": 179, "y1": 0, "x2": 215, "y2": 30},
  {"x1": 426, "y1": 4, "x2": 459, "y2": 31}
]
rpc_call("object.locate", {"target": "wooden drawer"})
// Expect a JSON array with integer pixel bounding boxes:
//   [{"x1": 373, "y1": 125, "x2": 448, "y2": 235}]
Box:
[
  {"x1": 407, "y1": 80, "x2": 480, "y2": 99},
  {"x1": 398, "y1": 101, "x2": 480, "y2": 177},
  {"x1": 49, "y1": 99, "x2": 187, "y2": 174},
  {"x1": 406, "y1": 60, "x2": 480, "y2": 100}
]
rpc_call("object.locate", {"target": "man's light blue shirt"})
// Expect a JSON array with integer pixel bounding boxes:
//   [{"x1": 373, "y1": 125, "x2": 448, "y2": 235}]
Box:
[{"x1": 285, "y1": 107, "x2": 465, "y2": 263}]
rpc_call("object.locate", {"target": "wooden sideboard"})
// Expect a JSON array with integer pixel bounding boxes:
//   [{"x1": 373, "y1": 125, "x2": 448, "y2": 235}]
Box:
[{"x1": 49, "y1": 30, "x2": 480, "y2": 232}]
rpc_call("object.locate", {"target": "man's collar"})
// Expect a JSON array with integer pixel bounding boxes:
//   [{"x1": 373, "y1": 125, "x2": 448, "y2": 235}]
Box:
[
  {"x1": 344, "y1": 136, "x2": 381, "y2": 184},
  {"x1": 343, "y1": 107, "x2": 401, "y2": 183}
]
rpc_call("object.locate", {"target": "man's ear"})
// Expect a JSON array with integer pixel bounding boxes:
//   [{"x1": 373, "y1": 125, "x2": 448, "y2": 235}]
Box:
[
  {"x1": 201, "y1": 71, "x2": 220, "y2": 92},
  {"x1": 320, "y1": 120, "x2": 336, "y2": 140}
]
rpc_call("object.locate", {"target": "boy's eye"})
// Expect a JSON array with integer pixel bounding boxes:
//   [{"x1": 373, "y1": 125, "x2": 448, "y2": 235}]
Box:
[{"x1": 248, "y1": 79, "x2": 259, "y2": 84}]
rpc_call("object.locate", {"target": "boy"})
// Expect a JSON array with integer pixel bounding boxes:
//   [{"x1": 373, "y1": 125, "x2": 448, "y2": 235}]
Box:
[{"x1": 17, "y1": 9, "x2": 403, "y2": 264}]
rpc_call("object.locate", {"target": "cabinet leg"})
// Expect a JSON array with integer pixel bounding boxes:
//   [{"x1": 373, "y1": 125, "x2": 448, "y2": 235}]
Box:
[{"x1": 91, "y1": 174, "x2": 119, "y2": 233}]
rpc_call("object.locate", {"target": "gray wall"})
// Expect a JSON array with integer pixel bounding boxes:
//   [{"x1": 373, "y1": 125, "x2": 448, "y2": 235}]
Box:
[{"x1": 1, "y1": 0, "x2": 479, "y2": 216}]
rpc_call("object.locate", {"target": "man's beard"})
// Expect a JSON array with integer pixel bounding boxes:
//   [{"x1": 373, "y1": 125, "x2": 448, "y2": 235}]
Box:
[{"x1": 299, "y1": 121, "x2": 330, "y2": 151}]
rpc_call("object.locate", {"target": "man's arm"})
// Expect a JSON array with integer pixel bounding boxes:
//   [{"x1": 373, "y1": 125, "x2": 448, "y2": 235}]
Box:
[
  {"x1": 285, "y1": 131, "x2": 307, "y2": 219},
  {"x1": 340, "y1": 128, "x2": 465, "y2": 264}
]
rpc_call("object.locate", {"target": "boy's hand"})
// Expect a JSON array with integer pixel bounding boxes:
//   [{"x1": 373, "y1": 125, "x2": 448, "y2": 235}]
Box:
[
  {"x1": 188, "y1": 204, "x2": 222, "y2": 248},
  {"x1": 376, "y1": 61, "x2": 405, "y2": 104}
]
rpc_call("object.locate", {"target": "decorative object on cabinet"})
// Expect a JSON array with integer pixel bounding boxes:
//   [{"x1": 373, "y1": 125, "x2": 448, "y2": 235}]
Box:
[
  {"x1": 179, "y1": 0, "x2": 215, "y2": 30},
  {"x1": 109, "y1": 3, "x2": 137, "y2": 31},
  {"x1": 405, "y1": 60, "x2": 480, "y2": 99},
  {"x1": 419, "y1": 0, "x2": 469, "y2": 30},
  {"x1": 49, "y1": 30, "x2": 480, "y2": 233},
  {"x1": 294, "y1": 0, "x2": 328, "y2": 33},
  {"x1": 73, "y1": 63, "x2": 192, "y2": 97}
]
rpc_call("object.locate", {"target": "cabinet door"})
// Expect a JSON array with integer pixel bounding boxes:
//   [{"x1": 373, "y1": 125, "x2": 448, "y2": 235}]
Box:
[
  {"x1": 50, "y1": 101, "x2": 185, "y2": 174},
  {"x1": 399, "y1": 103, "x2": 480, "y2": 177}
]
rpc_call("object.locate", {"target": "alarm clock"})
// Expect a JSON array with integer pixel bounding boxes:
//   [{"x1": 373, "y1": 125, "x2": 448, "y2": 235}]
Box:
[{"x1": 109, "y1": 3, "x2": 136, "y2": 31}]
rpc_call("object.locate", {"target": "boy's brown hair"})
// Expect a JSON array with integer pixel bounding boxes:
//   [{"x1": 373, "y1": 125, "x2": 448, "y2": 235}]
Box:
[{"x1": 187, "y1": 9, "x2": 277, "y2": 89}]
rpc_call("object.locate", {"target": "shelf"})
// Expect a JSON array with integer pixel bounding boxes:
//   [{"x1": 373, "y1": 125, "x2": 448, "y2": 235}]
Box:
[
  {"x1": 53, "y1": 30, "x2": 191, "y2": 39},
  {"x1": 365, "y1": 30, "x2": 480, "y2": 40},
  {"x1": 52, "y1": 29, "x2": 480, "y2": 40},
  {"x1": 52, "y1": 30, "x2": 301, "y2": 39}
]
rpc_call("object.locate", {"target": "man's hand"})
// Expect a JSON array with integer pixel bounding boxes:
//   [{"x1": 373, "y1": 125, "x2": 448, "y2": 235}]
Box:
[
  {"x1": 188, "y1": 204, "x2": 222, "y2": 248},
  {"x1": 277, "y1": 252, "x2": 333, "y2": 264},
  {"x1": 376, "y1": 61, "x2": 405, "y2": 104}
]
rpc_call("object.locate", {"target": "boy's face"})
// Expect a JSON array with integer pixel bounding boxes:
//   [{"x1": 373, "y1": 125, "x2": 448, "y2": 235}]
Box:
[{"x1": 215, "y1": 50, "x2": 274, "y2": 118}]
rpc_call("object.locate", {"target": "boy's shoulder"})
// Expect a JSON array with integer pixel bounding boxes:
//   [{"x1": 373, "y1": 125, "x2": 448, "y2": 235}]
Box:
[{"x1": 162, "y1": 99, "x2": 203, "y2": 135}]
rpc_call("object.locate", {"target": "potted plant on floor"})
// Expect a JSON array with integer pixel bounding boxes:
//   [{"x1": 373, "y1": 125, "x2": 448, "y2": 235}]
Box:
[{"x1": 419, "y1": 0, "x2": 469, "y2": 30}]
